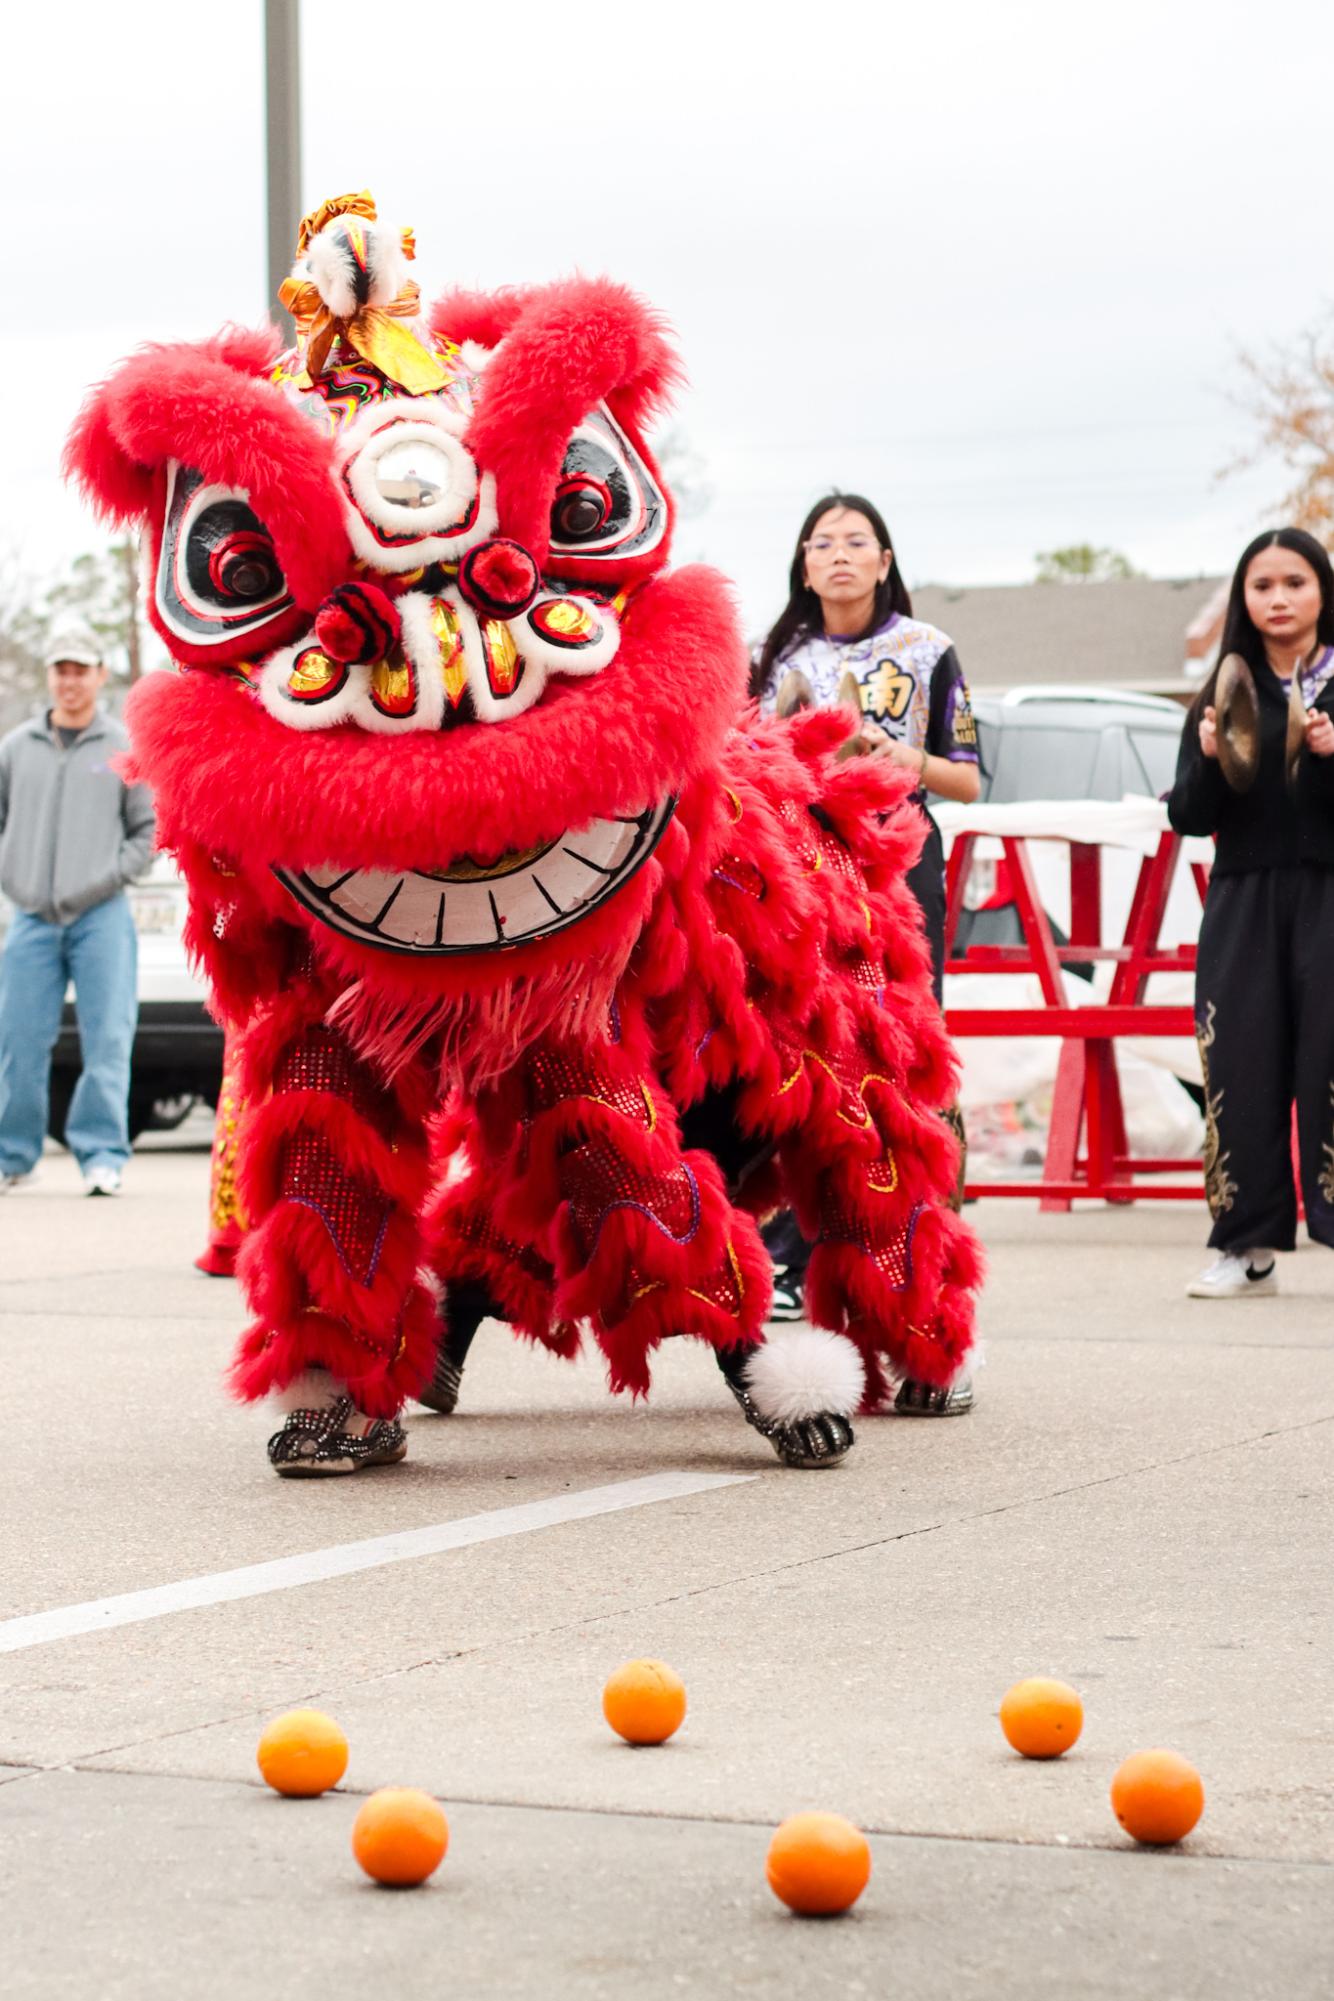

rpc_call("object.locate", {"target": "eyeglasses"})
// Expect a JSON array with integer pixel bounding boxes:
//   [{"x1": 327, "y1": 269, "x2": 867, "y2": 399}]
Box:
[{"x1": 804, "y1": 536, "x2": 880, "y2": 556}]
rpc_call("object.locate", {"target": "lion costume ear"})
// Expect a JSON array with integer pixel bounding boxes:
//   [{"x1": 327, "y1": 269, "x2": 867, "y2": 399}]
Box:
[
  {"x1": 433, "y1": 277, "x2": 683, "y2": 567},
  {"x1": 62, "y1": 328, "x2": 352, "y2": 614}
]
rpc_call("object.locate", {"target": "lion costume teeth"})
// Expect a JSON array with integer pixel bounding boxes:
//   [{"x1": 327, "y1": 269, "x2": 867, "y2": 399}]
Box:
[{"x1": 64, "y1": 191, "x2": 981, "y2": 1449}]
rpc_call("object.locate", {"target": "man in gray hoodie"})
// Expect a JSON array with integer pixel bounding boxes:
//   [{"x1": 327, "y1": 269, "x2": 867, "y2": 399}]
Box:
[{"x1": 0, "y1": 629, "x2": 156, "y2": 1194}]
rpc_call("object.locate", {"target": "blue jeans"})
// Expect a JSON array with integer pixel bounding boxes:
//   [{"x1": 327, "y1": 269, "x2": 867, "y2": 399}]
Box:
[{"x1": 0, "y1": 896, "x2": 138, "y2": 1174}]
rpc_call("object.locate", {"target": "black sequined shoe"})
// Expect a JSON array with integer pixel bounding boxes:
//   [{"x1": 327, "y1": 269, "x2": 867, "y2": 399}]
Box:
[
  {"x1": 267, "y1": 1395, "x2": 408, "y2": 1477},
  {"x1": 893, "y1": 1371, "x2": 975, "y2": 1417},
  {"x1": 724, "y1": 1376, "x2": 855, "y2": 1468}
]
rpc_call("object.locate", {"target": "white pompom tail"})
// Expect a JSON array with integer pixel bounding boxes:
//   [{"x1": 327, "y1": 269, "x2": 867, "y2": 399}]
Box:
[{"x1": 742, "y1": 1328, "x2": 864, "y2": 1425}]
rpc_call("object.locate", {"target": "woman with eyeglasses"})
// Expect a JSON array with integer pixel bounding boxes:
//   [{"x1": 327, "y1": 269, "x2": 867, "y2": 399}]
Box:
[
  {"x1": 749, "y1": 494, "x2": 979, "y2": 1407},
  {"x1": 751, "y1": 492, "x2": 981, "y2": 992},
  {"x1": 1167, "y1": 526, "x2": 1334, "y2": 1299}
]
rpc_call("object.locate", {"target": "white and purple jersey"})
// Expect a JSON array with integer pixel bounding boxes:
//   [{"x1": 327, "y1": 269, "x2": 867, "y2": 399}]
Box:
[{"x1": 761, "y1": 613, "x2": 978, "y2": 765}]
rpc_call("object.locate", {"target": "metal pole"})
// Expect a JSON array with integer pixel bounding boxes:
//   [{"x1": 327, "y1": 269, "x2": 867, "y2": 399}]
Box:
[{"x1": 265, "y1": 0, "x2": 302, "y2": 336}]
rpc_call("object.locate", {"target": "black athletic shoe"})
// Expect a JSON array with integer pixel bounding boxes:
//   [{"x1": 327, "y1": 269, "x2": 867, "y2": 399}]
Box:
[{"x1": 767, "y1": 1268, "x2": 806, "y2": 1322}]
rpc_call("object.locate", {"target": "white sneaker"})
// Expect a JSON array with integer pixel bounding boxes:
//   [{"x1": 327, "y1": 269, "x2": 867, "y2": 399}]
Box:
[
  {"x1": 83, "y1": 1165, "x2": 123, "y2": 1197},
  {"x1": 0, "y1": 1168, "x2": 36, "y2": 1192},
  {"x1": 1186, "y1": 1250, "x2": 1277, "y2": 1299}
]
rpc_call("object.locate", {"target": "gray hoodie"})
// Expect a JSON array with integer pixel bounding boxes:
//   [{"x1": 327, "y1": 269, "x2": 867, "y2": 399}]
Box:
[{"x1": 0, "y1": 708, "x2": 156, "y2": 924}]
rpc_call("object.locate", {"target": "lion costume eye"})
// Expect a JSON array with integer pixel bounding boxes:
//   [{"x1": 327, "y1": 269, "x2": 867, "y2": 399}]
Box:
[
  {"x1": 156, "y1": 465, "x2": 293, "y2": 649},
  {"x1": 551, "y1": 478, "x2": 612, "y2": 543},
  {"x1": 547, "y1": 410, "x2": 667, "y2": 564}
]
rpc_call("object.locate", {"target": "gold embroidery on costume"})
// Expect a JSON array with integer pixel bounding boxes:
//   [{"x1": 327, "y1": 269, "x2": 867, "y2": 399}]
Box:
[
  {"x1": 1197, "y1": 1002, "x2": 1237, "y2": 1218},
  {"x1": 1319, "y1": 1083, "x2": 1334, "y2": 1209}
]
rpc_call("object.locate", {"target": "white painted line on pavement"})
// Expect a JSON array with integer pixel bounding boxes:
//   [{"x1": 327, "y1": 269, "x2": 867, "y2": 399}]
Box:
[{"x1": 0, "y1": 1470, "x2": 755, "y2": 1656}]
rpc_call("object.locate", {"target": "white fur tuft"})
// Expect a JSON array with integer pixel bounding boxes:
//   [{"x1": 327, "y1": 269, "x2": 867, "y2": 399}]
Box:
[
  {"x1": 304, "y1": 218, "x2": 410, "y2": 317},
  {"x1": 742, "y1": 1328, "x2": 864, "y2": 1425},
  {"x1": 271, "y1": 1368, "x2": 347, "y2": 1414}
]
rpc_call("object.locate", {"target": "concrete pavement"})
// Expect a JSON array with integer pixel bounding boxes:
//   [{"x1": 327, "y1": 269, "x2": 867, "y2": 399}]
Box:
[{"x1": 2, "y1": 1131, "x2": 1331, "y2": 1998}]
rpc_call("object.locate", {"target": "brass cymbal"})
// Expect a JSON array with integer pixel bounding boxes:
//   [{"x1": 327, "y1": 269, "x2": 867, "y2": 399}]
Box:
[
  {"x1": 1286, "y1": 665, "x2": 1308, "y2": 791},
  {"x1": 834, "y1": 670, "x2": 869, "y2": 760},
  {"x1": 1214, "y1": 652, "x2": 1259, "y2": 793},
  {"x1": 775, "y1": 667, "x2": 815, "y2": 718}
]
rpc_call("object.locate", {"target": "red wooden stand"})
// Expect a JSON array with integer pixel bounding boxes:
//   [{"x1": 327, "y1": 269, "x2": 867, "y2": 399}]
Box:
[{"x1": 943, "y1": 829, "x2": 1208, "y2": 1207}]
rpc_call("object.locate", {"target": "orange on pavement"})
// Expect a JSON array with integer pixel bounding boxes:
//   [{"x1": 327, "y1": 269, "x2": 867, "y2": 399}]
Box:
[
  {"x1": 999, "y1": 1678, "x2": 1084, "y2": 1759},
  {"x1": 1111, "y1": 1750, "x2": 1204, "y2": 1845},
  {"x1": 256, "y1": 1708, "x2": 349, "y2": 1797},
  {"x1": 352, "y1": 1788, "x2": 450, "y2": 1886},
  {"x1": 766, "y1": 1812, "x2": 871, "y2": 1916},
  {"x1": 602, "y1": 1659, "x2": 687, "y2": 1744}
]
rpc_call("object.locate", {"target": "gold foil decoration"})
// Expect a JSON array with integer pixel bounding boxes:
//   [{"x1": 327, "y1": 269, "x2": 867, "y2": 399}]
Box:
[
  {"x1": 370, "y1": 652, "x2": 416, "y2": 718},
  {"x1": 430, "y1": 599, "x2": 469, "y2": 708},
  {"x1": 541, "y1": 601, "x2": 595, "y2": 639},
  {"x1": 287, "y1": 649, "x2": 343, "y2": 698},
  {"x1": 481, "y1": 618, "x2": 520, "y2": 695}
]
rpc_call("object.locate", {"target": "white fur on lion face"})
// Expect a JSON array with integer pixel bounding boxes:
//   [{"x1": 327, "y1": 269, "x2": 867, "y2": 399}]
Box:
[{"x1": 742, "y1": 1328, "x2": 864, "y2": 1425}]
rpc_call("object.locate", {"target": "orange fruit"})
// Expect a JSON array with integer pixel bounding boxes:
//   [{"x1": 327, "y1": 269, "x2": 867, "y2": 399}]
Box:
[
  {"x1": 1111, "y1": 1750, "x2": 1204, "y2": 1845},
  {"x1": 766, "y1": 1812, "x2": 871, "y2": 1916},
  {"x1": 601, "y1": 1659, "x2": 687, "y2": 1744},
  {"x1": 999, "y1": 1678, "x2": 1084, "y2": 1759},
  {"x1": 352, "y1": 1788, "x2": 450, "y2": 1886},
  {"x1": 256, "y1": 1708, "x2": 348, "y2": 1797}
]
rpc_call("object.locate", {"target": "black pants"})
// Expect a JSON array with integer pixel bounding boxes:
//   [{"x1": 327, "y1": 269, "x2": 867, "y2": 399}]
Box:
[
  {"x1": 906, "y1": 815, "x2": 947, "y2": 1007},
  {"x1": 1195, "y1": 866, "x2": 1334, "y2": 1253}
]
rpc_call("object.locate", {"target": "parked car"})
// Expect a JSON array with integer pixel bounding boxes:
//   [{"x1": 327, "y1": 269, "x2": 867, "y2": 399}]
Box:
[
  {"x1": 0, "y1": 856, "x2": 222, "y2": 1143},
  {"x1": 945, "y1": 685, "x2": 1190, "y2": 962},
  {"x1": 969, "y1": 684, "x2": 1184, "y2": 805}
]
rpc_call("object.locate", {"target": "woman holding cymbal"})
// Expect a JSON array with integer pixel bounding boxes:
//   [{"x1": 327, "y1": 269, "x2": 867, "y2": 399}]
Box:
[{"x1": 1168, "y1": 526, "x2": 1334, "y2": 1297}]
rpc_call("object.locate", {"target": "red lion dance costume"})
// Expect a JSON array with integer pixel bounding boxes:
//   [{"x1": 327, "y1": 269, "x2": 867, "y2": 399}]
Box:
[{"x1": 67, "y1": 194, "x2": 981, "y2": 1477}]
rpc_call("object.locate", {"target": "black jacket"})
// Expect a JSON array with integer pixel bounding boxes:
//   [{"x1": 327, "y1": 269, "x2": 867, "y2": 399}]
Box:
[{"x1": 1167, "y1": 662, "x2": 1334, "y2": 875}]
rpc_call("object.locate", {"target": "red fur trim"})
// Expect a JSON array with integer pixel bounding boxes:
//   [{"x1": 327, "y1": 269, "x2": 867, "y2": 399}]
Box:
[
  {"x1": 194, "y1": 1242, "x2": 239, "y2": 1277},
  {"x1": 461, "y1": 277, "x2": 683, "y2": 564},
  {"x1": 430, "y1": 287, "x2": 535, "y2": 351},
  {"x1": 64, "y1": 335, "x2": 352, "y2": 620},
  {"x1": 228, "y1": 1279, "x2": 438, "y2": 1417},
  {"x1": 124, "y1": 566, "x2": 743, "y2": 884}
]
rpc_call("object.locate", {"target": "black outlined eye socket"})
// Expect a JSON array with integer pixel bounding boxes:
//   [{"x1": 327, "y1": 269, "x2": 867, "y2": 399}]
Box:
[
  {"x1": 551, "y1": 477, "x2": 612, "y2": 544},
  {"x1": 546, "y1": 411, "x2": 666, "y2": 565},
  {"x1": 155, "y1": 466, "x2": 294, "y2": 650}
]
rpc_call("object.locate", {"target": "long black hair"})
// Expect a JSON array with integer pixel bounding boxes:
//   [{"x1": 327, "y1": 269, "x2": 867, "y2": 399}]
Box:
[
  {"x1": 750, "y1": 491, "x2": 913, "y2": 699},
  {"x1": 1188, "y1": 526, "x2": 1334, "y2": 725}
]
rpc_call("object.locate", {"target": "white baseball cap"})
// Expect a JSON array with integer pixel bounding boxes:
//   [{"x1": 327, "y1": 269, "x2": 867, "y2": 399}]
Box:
[{"x1": 44, "y1": 626, "x2": 105, "y2": 671}]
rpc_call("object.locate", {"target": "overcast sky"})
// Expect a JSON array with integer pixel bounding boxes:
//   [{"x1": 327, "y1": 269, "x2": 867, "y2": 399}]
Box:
[{"x1": 4, "y1": 0, "x2": 1332, "y2": 639}]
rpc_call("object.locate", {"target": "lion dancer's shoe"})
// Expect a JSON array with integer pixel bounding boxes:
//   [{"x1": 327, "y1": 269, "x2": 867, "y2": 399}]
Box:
[
  {"x1": 420, "y1": 1281, "x2": 862, "y2": 1467},
  {"x1": 224, "y1": 1005, "x2": 439, "y2": 1480},
  {"x1": 267, "y1": 1368, "x2": 407, "y2": 1476},
  {"x1": 715, "y1": 1329, "x2": 860, "y2": 1467}
]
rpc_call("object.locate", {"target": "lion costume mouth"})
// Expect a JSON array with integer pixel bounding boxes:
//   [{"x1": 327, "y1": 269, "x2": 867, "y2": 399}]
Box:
[{"x1": 273, "y1": 798, "x2": 674, "y2": 954}]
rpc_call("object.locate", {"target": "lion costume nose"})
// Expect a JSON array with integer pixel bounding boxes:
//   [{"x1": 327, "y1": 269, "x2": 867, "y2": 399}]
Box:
[
  {"x1": 314, "y1": 581, "x2": 402, "y2": 665},
  {"x1": 457, "y1": 538, "x2": 540, "y2": 620}
]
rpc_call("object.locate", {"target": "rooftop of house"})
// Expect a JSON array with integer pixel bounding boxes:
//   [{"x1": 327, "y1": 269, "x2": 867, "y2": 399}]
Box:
[{"x1": 911, "y1": 574, "x2": 1227, "y2": 699}]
